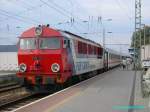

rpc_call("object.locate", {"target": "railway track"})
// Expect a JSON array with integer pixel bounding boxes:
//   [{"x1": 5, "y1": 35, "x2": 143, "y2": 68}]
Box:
[
  {"x1": 0, "y1": 83, "x2": 49, "y2": 112},
  {"x1": 0, "y1": 93, "x2": 48, "y2": 112},
  {"x1": 0, "y1": 81, "x2": 82, "y2": 111},
  {"x1": 0, "y1": 83, "x2": 21, "y2": 93},
  {"x1": 0, "y1": 83, "x2": 17, "y2": 89},
  {"x1": 0, "y1": 85, "x2": 27, "y2": 110},
  {"x1": 0, "y1": 84, "x2": 53, "y2": 112}
]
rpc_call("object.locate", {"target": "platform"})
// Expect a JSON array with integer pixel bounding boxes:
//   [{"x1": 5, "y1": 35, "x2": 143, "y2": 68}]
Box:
[
  {"x1": 14, "y1": 68, "x2": 149, "y2": 112},
  {"x1": 133, "y1": 71, "x2": 150, "y2": 112}
]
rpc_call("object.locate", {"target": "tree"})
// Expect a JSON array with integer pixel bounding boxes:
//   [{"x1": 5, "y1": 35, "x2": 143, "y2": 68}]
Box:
[{"x1": 131, "y1": 26, "x2": 150, "y2": 48}]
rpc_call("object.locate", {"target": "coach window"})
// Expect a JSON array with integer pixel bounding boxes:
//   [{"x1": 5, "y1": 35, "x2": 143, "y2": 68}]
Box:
[
  {"x1": 98, "y1": 47, "x2": 102, "y2": 58},
  {"x1": 91, "y1": 46, "x2": 94, "y2": 55},
  {"x1": 78, "y1": 41, "x2": 82, "y2": 54},
  {"x1": 88, "y1": 44, "x2": 92, "y2": 55},
  {"x1": 94, "y1": 46, "x2": 97, "y2": 55},
  {"x1": 84, "y1": 43, "x2": 87, "y2": 54}
]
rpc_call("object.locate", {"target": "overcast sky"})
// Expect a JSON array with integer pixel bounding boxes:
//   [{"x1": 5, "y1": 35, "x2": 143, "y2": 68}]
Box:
[{"x1": 0, "y1": 0, "x2": 149, "y2": 54}]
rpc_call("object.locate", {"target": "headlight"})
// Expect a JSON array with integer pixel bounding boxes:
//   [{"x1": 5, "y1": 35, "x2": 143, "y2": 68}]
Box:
[
  {"x1": 51, "y1": 63, "x2": 60, "y2": 73},
  {"x1": 19, "y1": 63, "x2": 27, "y2": 73},
  {"x1": 35, "y1": 26, "x2": 42, "y2": 36}
]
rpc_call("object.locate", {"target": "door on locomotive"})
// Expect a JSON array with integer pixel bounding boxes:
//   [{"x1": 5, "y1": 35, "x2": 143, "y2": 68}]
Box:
[{"x1": 63, "y1": 37, "x2": 75, "y2": 75}]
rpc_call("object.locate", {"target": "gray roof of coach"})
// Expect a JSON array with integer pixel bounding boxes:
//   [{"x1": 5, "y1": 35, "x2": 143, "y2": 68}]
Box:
[{"x1": 106, "y1": 48, "x2": 122, "y2": 56}]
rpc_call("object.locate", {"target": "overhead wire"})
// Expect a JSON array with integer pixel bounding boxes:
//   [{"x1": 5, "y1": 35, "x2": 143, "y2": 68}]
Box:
[
  {"x1": 1, "y1": 0, "x2": 90, "y2": 34},
  {"x1": 0, "y1": 11, "x2": 33, "y2": 24},
  {"x1": 0, "y1": 1, "x2": 44, "y2": 23},
  {"x1": 39, "y1": 0, "x2": 71, "y2": 18},
  {"x1": 0, "y1": 9, "x2": 39, "y2": 24},
  {"x1": 0, "y1": 0, "x2": 85, "y2": 44},
  {"x1": 41, "y1": 0, "x2": 89, "y2": 32},
  {"x1": 48, "y1": 0, "x2": 72, "y2": 16},
  {"x1": 0, "y1": 0, "x2": 80, "y2": 36},
  {"x1": 114, "y1": 0, "x2": 133, "y2": 21},
  {"x1": 0, "y1": 0, "x2": 100, "y2": 39}
]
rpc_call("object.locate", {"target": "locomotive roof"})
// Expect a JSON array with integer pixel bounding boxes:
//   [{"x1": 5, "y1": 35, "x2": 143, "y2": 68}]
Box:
[
  {"x1": 20, "y1": 26, "x2": 62, "y2": 37},
  {"x1": 61, "y1": 30, "x2": 102, "y2": 47},
  {"x1": 21, "y1": 25, "x2": 103, "y2": 48}
]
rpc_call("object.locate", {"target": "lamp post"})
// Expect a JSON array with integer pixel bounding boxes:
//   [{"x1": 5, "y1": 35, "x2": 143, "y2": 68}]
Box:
[
  {"x1": 100, "y1": 18, "x2": 112, "y2": 47},
  {"x1": 82, "y1": 20, "x2": 89, "y2": 33},
  {"x1": 100, "y1": 18, "x2": 112, "y2": 67},
  {"x1": 103, "y1": 29, "x2": 112, "y2": 50},
  {"x1": 81, "y1": 18, "x2": 112, "y2": 49}
]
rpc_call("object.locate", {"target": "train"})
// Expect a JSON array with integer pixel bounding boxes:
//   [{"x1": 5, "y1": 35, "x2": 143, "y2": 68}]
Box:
[{"x1": 17, "y1": 25, "x2": 122, "y2": 92}]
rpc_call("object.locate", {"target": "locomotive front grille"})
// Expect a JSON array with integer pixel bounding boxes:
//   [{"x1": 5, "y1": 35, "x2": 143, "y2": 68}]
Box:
[{"x1": 33, "y1": 56, "x2": 42, "y2": 61}]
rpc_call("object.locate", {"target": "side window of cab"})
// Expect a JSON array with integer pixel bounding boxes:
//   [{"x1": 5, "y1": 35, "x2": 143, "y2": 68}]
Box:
[{"x1": 63, "y1": 38, "x2": 70, "y2": 48}]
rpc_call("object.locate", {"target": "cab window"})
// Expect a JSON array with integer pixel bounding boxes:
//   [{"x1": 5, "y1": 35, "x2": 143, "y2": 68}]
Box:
[
  {"x1": 39, "y1": 38, "x2": 60, "y2": 49},
  {"x1": 20, "y1": 38, "x2": 36, "y2": 50}
]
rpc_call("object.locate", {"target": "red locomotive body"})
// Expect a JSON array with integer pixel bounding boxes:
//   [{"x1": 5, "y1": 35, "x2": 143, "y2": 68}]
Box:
[{"x1": 17, "y1": 26, "x2": 72, "y2": 91}]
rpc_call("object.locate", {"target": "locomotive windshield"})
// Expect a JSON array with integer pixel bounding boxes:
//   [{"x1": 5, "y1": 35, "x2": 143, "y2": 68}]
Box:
[
  {"x1": 20, "y1": 38, "x2": 36, "y2": 50},
  {"x1": 39, "y1": 38, "x2": 60, "y2": 49}
]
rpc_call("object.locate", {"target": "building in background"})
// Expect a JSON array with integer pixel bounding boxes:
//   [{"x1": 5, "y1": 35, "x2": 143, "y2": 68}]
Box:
[
  {"x1": 0, "y1": 45, "x2": 18, "y2": 72},
  {"x1": 141, "y1": 45, "x2": 150, "y2": 61}
]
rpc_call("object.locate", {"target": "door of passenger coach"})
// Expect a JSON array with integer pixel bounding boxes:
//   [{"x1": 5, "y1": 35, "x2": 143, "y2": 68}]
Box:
[{"x1": 104, "y1": 51, "x2": 108, "y2": 70}]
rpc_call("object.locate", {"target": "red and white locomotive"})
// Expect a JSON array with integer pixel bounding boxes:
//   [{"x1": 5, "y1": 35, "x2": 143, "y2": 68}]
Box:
[{"x1": 17, "y1": 25, "x2": 121, "y2": 92}]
